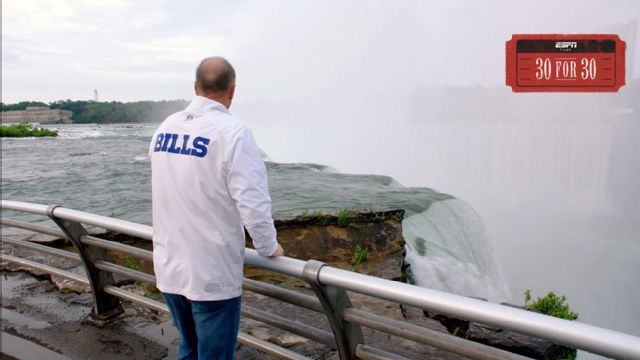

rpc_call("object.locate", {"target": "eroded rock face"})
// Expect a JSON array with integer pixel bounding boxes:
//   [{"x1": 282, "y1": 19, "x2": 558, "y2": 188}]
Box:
[{"x1": 250, "y1": 209, "x2": 406, "y2": 262}]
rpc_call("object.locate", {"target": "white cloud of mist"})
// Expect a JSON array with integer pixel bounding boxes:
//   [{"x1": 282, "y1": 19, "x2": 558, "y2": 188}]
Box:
[{"x1": 221, "y1": 3, "x2": 640, "y2": 344}]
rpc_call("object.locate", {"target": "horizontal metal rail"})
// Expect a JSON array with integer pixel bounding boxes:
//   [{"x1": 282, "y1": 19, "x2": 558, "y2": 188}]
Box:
[
  {"x1": 54, "y1": 207, "x2": 153, "y2": 240},
  {"x1": 1, "y1": 201, "x2": 49, "y2": 216},
  {"x1": 0, "y1": 201, "x2": 151, "y2": 241},
  {"x1": 2, "y1": 236, "x2": 80, "y2": 262},
  {"x1": 3, "y1": 200, "x2": 640, "y2": 360},
  {"x1": 245, "y1": 250, "x2": 307, "y2": 279},
  {"x1": 243, "y1": 278, "x2": 323, "y2": 313},
  {"x1": 81, "y1": 235, "x2": 154, "y2": 261},
  {"x1": 94, "y1": 260, "x2": 156, "y2": 283},
  {"x1": 1, "y1": 254, "x2": 89, "y2": 286},
  {"x1": 0, "y1": 218, "x2": 65, "y2": 238},
  {"x1": 344, "y1": 308, "x2": 528, "y2": 360},
  {"x1": 241, "y1": 305, "x2": 336, "y2": 347},
  {"x1": 103, "y1": 285, "x2": 169, "y2": 313}
]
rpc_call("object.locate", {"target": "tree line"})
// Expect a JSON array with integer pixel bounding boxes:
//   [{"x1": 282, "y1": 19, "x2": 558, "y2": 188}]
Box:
[{"x1": 1, "y1": 99, "x2": 189, "y2": 124}]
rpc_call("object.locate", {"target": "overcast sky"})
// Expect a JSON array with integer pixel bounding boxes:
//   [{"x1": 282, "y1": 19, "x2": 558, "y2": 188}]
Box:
[{"x1": 2, "y1": 0, "x2": 639, "y2": 103}]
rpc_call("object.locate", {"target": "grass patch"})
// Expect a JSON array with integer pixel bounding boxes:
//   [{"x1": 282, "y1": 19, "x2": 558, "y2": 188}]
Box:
[
  {"x1": 1, "y1": 123, "x2": 58, "y2": 137},
  {"x1": 124, "y1": 255, "x2": 142, "y2": 272},
  {"x1": 337, "y1": 209, "x2": 360, "y2": 229},
  {"x1": 351, "y1": 245, "x2": 369, "y2": 266},
  {"x1": 337, "y1": 209, "x2": 351, "y2": 227},
  {"x1": 123, "y1": 255, "x2": 148, "y2": 288}
]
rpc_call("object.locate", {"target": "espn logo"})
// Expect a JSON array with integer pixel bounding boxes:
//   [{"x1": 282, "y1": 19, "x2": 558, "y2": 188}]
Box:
[{"x1": 555, "y1": 41, "x2": 577, "y2": 49}]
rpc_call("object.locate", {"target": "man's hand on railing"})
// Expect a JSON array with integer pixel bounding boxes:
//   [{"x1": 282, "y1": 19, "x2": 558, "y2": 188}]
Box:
[{"x1": 270, "y1": 244, "x2": 284, "y2": 257}]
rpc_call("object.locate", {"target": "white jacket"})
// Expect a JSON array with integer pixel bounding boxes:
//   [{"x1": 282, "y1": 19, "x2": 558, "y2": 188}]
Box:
[{"x1": 149, "y1": 96, "x2": 279, "y2": 300}]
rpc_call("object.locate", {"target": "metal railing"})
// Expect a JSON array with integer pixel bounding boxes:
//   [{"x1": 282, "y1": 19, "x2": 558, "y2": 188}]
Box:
[{"x1": 1, "y1": 200, "x2": 639, "y2": 360}]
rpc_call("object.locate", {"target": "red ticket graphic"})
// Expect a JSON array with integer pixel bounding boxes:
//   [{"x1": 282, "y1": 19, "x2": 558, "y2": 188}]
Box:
[{"x1": 506, "y1": 34, "x2": 625, "y2": 92}]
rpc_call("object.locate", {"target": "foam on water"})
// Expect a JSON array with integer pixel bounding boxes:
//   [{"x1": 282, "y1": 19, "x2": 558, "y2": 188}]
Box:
[
  {"x1": 404, "y1": 199, "x2": 511, "y2": 302},
  {"x1": 44, "y1": 123, "x2": 156, "y2": 140}
]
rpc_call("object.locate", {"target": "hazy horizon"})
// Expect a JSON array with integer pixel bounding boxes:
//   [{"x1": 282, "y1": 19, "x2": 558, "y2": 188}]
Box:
[{"x1": 2, "y1": 1, "x2": 639, "y2": 104}]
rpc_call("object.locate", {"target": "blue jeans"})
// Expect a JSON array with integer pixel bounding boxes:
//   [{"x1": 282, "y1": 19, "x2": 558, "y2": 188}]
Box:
[{"x1": 162, "y1": 293, "x2": 241, "y2": 360}]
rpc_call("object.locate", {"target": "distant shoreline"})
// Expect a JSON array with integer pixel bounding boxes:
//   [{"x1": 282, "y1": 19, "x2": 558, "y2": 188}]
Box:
[{"x1": 2, "y1": 99, "x2": 188, "y2": 124}]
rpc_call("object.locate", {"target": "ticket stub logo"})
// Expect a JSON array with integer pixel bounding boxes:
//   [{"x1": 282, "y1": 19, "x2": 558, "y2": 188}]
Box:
[{"x1": 506, "y1": 34, "x2": 626, "y2": 92}]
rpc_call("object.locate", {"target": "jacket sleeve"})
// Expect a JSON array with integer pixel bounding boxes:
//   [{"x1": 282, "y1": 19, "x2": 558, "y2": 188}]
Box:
[{"x1": 227, "y1": 127, "x2": 279, "y2": 256}]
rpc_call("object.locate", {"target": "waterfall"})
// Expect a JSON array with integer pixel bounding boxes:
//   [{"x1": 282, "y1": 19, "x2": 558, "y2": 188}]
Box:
[{"x1": 403, "y1": 199, "x2": 511, "y2": 302}]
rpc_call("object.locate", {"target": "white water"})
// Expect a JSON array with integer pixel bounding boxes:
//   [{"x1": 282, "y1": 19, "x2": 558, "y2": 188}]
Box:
[{"x1": 404, "y1": 199, "x2": 511, "y2": 302}]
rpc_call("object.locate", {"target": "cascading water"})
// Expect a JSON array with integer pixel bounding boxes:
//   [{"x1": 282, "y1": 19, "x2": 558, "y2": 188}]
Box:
[
  {"x1": 266, "y1": 162, "x2": 512, "y2": 303},
  {"x1": 403, "y1": 199, "x2": 510, "y2": 302}
]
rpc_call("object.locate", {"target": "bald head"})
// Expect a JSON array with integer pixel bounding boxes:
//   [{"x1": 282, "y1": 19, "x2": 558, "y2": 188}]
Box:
[{"x1": 195, "y1": 57, "x2": 236, "y2": 108}]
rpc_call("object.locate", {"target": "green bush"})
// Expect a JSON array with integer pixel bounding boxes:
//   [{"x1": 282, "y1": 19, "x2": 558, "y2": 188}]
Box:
[
  {"x1": 0, "y1": 123, "x2": 58, "y2": 137},
  {"x1": 351, "y1": 245, "x2": 369, "y2": 266},
  {"x1": 524, "y1": 290, "x2": 578, "y2": 320}
]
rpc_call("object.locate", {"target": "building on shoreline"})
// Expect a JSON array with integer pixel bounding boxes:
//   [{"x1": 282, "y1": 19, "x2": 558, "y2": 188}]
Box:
[{"x1": 1, "y1": 106, "x2": 73, "y2": 124}]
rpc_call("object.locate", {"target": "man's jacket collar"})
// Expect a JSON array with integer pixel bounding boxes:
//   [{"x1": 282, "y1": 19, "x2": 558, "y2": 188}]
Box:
[{"x1": 185, "y1": 96, "x2": 229, "y2": 116}]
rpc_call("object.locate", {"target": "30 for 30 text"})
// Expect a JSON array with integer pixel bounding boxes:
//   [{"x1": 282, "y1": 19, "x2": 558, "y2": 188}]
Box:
[{"x1": 535, "y1": 58, "x2": 597, "y2": 80}]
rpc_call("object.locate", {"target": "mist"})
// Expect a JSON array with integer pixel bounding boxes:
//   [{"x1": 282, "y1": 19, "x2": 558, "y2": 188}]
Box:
[{"x1": 222, "y1": 1, "x2": 640, "y2": 355}]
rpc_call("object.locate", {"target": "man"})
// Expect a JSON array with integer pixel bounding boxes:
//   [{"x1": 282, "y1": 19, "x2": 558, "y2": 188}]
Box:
[{"x1": 149, "y1": 56, "x2": 284, "y2": 360}]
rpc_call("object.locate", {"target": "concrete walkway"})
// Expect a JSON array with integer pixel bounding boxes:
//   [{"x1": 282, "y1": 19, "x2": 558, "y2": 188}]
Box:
[{"x1": 1, "y1": 271, "x2": 177, "y2": 360}]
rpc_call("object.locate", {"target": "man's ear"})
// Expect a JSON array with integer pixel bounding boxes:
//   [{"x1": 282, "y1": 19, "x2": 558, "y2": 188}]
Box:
[
  {"x1": 228, "y1": 85, "x2": 236, "y2": 101},
  {"x1": 194, "y1": 81, "x2": 200, "y2": 95}
]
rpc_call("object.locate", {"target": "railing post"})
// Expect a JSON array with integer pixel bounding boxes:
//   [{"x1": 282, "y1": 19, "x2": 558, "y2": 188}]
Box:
[
  {"x1": 47, "y1": 205, "x2": 123, "y2": 325},
  {"x1": 303, "y1": 260, "x2": 363, "y2": 360}
]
